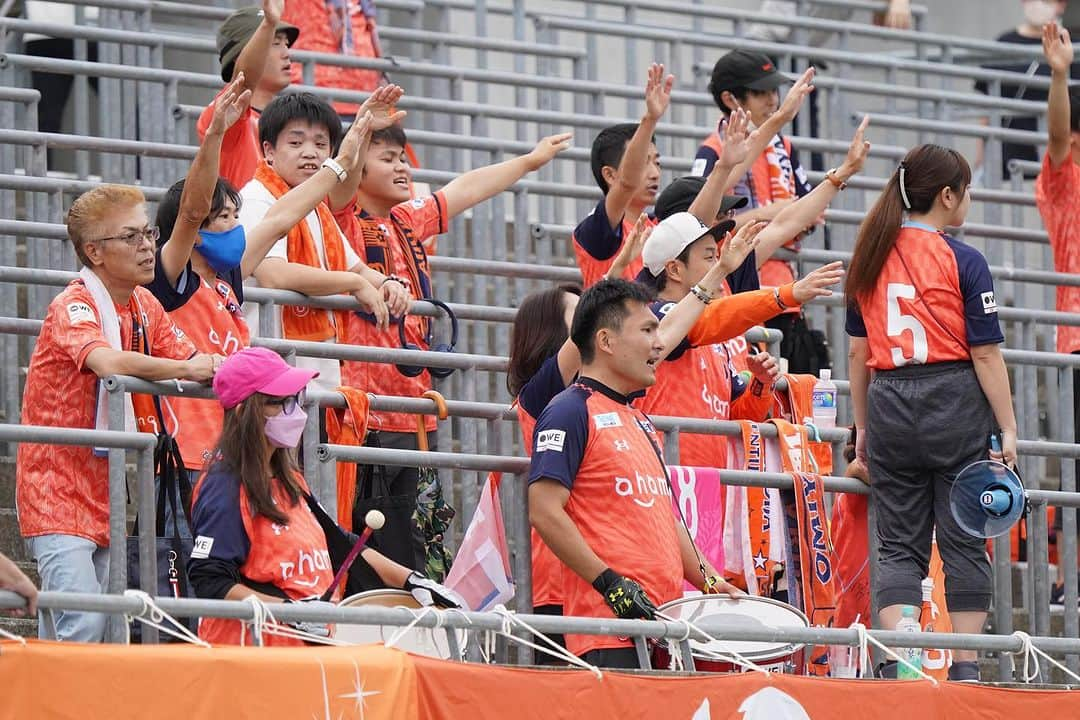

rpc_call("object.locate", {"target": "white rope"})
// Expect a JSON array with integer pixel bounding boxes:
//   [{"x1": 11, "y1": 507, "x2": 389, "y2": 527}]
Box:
[
  {"x1": 383, "y1": 605, "x2": 438, "y2": 651},
  {"x1": 490, "y1": 605, "x2": 603, "y2": 679},
  {"x1": 0, "y1": 623, "x2": 27, "y2": 645},
  {"x1": 654, "y1": 609, "x2": 770, "y2": 676},
  {"x1": 852, "y1": 622, "x2": 937, "y2": 685},
  {"x1": 1008, "y1": 631, "x2": 1080, "y2": 685},
  {"x1": 122, "y1": 590, "x2": 210, "y2": 648},
  {"x1": 239, "y1": 594, "x2": 276, "y2": 647}
]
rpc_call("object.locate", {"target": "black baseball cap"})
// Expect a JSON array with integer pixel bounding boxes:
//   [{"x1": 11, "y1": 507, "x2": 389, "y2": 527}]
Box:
[
  {"x1": 709, "y1": 49, "x2": 790, "y2": 94},
  {"x1": 654, "y1": 175, "x2": 749, "y2": 221},
  {"x1": 217, "y1": 7, "x2": 300, "y2": 83}
]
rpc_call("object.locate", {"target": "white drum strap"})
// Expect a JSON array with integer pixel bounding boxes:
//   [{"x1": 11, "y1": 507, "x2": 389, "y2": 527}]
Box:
[
  {"x1": 655, "y1": 610, "x2": 770, "y2": 676},
  {"x1": 852, "y1": 622, "x2": 937, "y2": 685},
  {"x1": 384, "y1": 605, "x2": 440, "y2": 651},
  {"x1": 489, "y1": 605, "x2": 603, "y2": 678},
  {"x1": 1008, "y1": 631, "x2": 1080, "y2": 684},
  {"x1": 122, "y1": 590, "x2": 211, "y2": 647}
]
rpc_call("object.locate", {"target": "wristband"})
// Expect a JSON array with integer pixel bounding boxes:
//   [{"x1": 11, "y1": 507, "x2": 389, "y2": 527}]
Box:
[
  {"x1": 380, "y1": 274, "x2": 406, "y2": 288},
  {"x1": 773, "y1": 287, "x2": 788, "y2": 310},
  {"x1": 690, "y1": 283, "x2": 714, "y2": 305},
  {"x1": 825, "y1": 168, "x2": 848, "y2": 190},
  {"x1": 321, "y1": 157, "x2": 348, "y2": 183}
]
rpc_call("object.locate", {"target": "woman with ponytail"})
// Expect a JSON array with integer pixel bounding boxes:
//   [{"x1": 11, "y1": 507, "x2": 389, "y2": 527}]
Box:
[{"x1": 846, "y1": 144, "x2": 1017, "y2": 682}]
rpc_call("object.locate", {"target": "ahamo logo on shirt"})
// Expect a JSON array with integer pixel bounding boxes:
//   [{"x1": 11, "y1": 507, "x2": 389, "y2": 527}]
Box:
[
  {"x1": 701, "y1": 385, "x2": 730, "y2": 417},
  {"x1": 614, "y1": 471, "x2": 671, "y2": 508}
]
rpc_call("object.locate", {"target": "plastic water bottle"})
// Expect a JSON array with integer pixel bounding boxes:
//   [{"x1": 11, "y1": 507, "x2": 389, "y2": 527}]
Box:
[
  {"x1": 811, "y1": 369, "x2": 837, "y2": 430},
  {"x1": 896, "y1": 605, "x2": 923, "y2": 679}
]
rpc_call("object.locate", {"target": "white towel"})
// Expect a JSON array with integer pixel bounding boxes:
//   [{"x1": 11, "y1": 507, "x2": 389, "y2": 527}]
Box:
[{"x1": 79, "y1": 267, "x2": 136, "y2": 451}]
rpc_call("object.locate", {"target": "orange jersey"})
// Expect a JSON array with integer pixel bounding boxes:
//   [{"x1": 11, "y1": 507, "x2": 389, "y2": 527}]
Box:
[
  {"x1": 18, "y1": 282, "x2": 195, "y2": 546},
  {"x1": 283, "y1": 0, "x2": 382, "y2": 114},
  {"x1": 515, "y1": 355, "x2": 569, "y2": 608},
  {"x1": 192, "y1": 468, "x2": 332, "y2": 646},
  {"x1": 336, "y1": 193, "x2": 448, "y2": 433},
  {"x1": 846, "y1": 223, "x2": 1004, "y2": 370},
  {"x1": 571, "y1": 199, "x2": 653, "y2": 287},
  {"x1": 197, "y1": 86, "x2": 261, "y2": 190},
  {"x1": 164, "y1": 275, "x2": 250, "y2": 469},
  {"x1": 528, "y1": 377, "x2": 682, "y2": 657},
  {"x1": 1035, "y1": 153, "x2": 1080, "y2": 353}
]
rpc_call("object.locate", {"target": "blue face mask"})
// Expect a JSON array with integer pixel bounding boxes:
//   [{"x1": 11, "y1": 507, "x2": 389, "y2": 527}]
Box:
[{"x1": 196, "y1": 225, "x2": 246, "y2": 275}]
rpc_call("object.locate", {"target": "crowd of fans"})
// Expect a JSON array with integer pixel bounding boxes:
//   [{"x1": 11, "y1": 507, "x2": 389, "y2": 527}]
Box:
[{"x1": 0, "y1": 0, "x2": 1074, "y2": 682}]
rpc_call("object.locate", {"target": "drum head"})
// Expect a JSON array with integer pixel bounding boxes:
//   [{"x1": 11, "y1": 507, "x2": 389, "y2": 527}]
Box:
[
  {"x1": 657, "y1": 595, "x2": 808, "y2": 662},
  {"x1": 336, "y1": 589, "x2": 463, "y2": 659}
]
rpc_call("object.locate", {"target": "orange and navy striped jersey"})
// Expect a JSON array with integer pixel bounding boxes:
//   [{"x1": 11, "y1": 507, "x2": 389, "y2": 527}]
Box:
[
  {"x1": 572, "y1": 199, "x2": 655, "y2": 287},
  {"x1": 337, "y1": 193, "x2": 448, "y2": 433},
  {"x1": 191, "y1": 467, "x2": 333, "y2": 646},
  {"x1": 1035, "y1": 153, "x2": 1080, "y2": 353},
  {"x1": 846, "y1": 222, "x2": 1004, "y2": 370},
  {"x1": 529, "y1": 376, "x2": 682, "y2": 657},
  {"x1": 18, "y1": 281, "x2": 195, "y2": 546}
]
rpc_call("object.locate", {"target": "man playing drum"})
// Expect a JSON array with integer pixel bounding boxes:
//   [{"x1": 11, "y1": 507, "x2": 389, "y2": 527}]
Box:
[{"x1": 528, "y1": 279, "x2": 741, "y2": 669}]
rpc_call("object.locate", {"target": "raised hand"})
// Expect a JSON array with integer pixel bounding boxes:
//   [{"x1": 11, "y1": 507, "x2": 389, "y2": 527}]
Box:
[
  {"x1": 337, "y1": 111, "x2": 373, "y2": 174},
  {"x1": 605, "y1": 213, "x2": 651, "y2": 281},
  {"x1": 644, "y1": 62, "x2": 675, "y2": 122},
  {"x1": 525, "y1": 132, "x2": 573, "y2": 170},
  {"x1": 791, "y1": 261, "x2": 844, "y2": 304},
  {"x1": 262, "y1": 0, "x2": 284, "y2": 26},
  {"x1": 206, "y1": 74, "x2": 252, "y2": 136},
  {"x1": 358, "y1": 84, "x2": 407, "y2": 131},
  {"x1": 879, "y1": 0, "x2": 912, "y2": 30},
  {"x1": 714, "y1": 219, "x2": 767, "y2": 281},
  {"x1": 835, "y1": 115, "x2": 871, "y2": 183},
  {"x1": 1043, "y1": 22, "x2": 1074, "y2": 74},
  {"x1": 775, "y1": 67, "x2": 815, "y2": 125},
  {"x1": 718, "y1": 108, "x2": 755, "y2": 169}
]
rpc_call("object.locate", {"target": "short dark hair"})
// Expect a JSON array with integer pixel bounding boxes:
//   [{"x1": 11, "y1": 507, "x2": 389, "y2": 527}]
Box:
[
  {"x1": 370, "y1": 124, "x2": 408, "y2": 150},
  {"x1": 708, "y1": 81, "x2": 752, "y2": 116},
  {"x1": 590, "y1": 123, "x2": 654, "y2": 194},
  {"x1": 570, "y1": 278, "x2": 654, "y2": 364},
  {"x1": 652, "y1": 243, "x2": 694, "y2": 293},
  {"x1": 155, "y1": 176, "x2": 241, "y2": 245},
  {"x1": 258, "y1": 91, "x2": 343, "y2": 150}
]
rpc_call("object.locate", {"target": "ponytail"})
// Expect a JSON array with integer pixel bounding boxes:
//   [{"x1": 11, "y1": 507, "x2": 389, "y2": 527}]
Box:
[{"x1": 846, "y1": 144, "x2": 971, "y2": 303}]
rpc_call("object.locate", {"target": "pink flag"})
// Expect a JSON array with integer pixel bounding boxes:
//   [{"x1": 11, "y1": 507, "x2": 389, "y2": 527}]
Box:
[
  {"x1": 668, "y1": 465, "x2": 726, "y2": 590},
  {"x1": 445, "y1": 473, "x2": 515, "y2": 611}
]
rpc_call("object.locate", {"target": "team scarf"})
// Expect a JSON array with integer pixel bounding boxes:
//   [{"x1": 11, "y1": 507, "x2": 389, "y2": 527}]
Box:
[
  {"x1": 324, "y1": 386, "x2": 371, "y2": 531},
  {"x1": 770, "y1": 418, "x2": 838, "y2": 678},
  {"x1": 352, "y1": 207, "x2": 432, "y2": 327},
  {"x1": 728, "y1": 422, "x2": 784, "y2": 596},
  {"x1": 253, "y1": 160, "x2": 351, "y2": 342},
  {"x1": 773, "y1": 373, "x2": 834, "y2": 475}
]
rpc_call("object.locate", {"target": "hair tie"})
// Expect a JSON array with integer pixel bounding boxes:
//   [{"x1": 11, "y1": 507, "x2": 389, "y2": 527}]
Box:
[{"x1": 898, "y1": 163, "x2": 912, "y2": 210}]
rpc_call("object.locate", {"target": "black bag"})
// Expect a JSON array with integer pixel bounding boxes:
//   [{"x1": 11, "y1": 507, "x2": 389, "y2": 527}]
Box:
[
  {"x1": 126, "y1": 427, "x2": 197, "y2": 641},
  {"x1": 767, "y1": 312, "x2": 831, "y2": 375},
  {"x1": 353, "y1": 433, "x2": 425, "y2": 571}
]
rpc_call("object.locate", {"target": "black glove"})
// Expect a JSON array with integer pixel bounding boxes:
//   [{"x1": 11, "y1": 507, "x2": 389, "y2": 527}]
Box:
[
  {"x1": 283, "y1": 598, "x2": 336, "y2": 638},
  {"x1": 592, "y1": 569, "x2": 657, "y2": 620},
  {"x1": 404, "y1": 572, "x2": 466, "y2": 609}
]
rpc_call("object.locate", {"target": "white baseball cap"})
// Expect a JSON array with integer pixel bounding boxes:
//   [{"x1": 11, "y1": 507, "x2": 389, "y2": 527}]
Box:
[{"x1": 641, "y1": 211, "x2": 735, "y2": 277}]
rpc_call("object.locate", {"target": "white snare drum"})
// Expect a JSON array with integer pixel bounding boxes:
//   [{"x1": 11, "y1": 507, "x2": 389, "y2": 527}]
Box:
[
  {"x1": 655, "y1": 595, "x2": 809, "y2": 673},
  {"x1": 335, "y1": 589, "x2": 464, "y2": 659}
]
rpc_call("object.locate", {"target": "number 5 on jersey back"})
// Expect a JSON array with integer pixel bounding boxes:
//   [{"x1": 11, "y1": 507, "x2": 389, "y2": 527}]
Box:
[{"x1": 886, "y1": 283, "x2": 928, "y2": 366}]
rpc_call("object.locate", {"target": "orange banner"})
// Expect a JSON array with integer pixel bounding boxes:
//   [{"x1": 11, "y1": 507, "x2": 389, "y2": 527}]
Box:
[{"x1": 2, "y1": 639, "x2": 1077, "y2": 719}]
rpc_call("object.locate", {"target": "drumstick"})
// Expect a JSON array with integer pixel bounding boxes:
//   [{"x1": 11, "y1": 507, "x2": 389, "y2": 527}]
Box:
[{"x1": 320, "y1": 510, "x2": 385, "y2": 601}]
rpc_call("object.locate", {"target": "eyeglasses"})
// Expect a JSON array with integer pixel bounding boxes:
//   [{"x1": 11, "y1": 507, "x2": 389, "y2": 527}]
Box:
[
  {"x1": 265, "y1": 391, "x2": 304, "y2": 415},
  {"x1": 94, "y1": 226, "x2": 160, "y2": 248}
]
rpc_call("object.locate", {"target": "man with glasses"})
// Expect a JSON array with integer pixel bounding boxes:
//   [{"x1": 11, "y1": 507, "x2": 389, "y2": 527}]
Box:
[{"x1": 17, "y1": 185, "x2": 221, "y2": 642}]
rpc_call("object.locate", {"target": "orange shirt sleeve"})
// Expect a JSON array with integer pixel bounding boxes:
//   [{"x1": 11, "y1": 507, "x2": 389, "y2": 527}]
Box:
[
  {"x1": 50, "y1": 291, "x2": 112, "y2": 370},
  {"x1": 731, "y1": 383, "x2": 774, "y2": 423},
  {"x1": 390, "y1": 191, "x2": 449, "y2": 239},
  {"x1": 687, "y1": 285, "x2": 794, "y2": 347}
]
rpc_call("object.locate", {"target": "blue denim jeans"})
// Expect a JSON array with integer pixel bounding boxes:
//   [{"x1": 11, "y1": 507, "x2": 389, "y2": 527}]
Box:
[{"x1": 27, "y1": 534, "x2": 110, "y2": 642}]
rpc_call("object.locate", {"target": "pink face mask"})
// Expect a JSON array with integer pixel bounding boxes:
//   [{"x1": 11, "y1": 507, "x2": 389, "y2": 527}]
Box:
[{"x1": 264, "y1": 405, "x2": 308, "y2": 448}]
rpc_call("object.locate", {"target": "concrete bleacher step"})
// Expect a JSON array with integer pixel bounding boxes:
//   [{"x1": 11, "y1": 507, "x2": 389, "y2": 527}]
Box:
[
  {"x1": 0, "y1": 455, "x2": 15, "y2": 509},
  {"x1": 0, "y1": 508, "x2": 28, "y2": 563},
  {"x1": 0, "y1": 615, "x2": 37, "y2": 639}
]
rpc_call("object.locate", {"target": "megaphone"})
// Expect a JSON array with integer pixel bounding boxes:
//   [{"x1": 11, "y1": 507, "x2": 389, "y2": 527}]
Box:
[{"x1": 949, "y1": 436, "x2": 1026, "y2": 539}]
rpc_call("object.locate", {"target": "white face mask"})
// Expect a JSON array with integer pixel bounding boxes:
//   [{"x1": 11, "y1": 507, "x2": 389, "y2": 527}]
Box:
[{"x1": 1023, "y1": 0, "x2": 1061, "y2": 27}]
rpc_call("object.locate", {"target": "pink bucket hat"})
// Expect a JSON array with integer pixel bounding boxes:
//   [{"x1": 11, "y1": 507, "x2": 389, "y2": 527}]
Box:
[{"x1": 213, "y1": 347, "x2": 318, "y2": 409}]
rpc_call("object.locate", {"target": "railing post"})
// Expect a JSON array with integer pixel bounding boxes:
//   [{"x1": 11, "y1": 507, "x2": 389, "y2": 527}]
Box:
[
  {"x1": 1060, "y1": 367, "x2": 1079, "y2": 676},
  {"x1": 136, "y1": 442, "x2": 158, "y2": 644},
  {"x1": 106, "y1": 389, "x2": 128, "y2": 643}
]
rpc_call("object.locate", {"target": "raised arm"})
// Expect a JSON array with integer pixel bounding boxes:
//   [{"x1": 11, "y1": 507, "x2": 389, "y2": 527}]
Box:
[
  {"x1": 604, "y1": 63, "x2": 673, "y2": 228},
  {"x1": 326, "y1": 84, "x2": 407, "y2": 212},
  {"x1": 160, "y1": 77, "x2": 251, "y2": 286},
  {"x1": 754, "y1": 115, "x2": 870, "y2": 268},
  {"x1": 687, "y1": 108, "x2": 754, "y2": 224},
  {"x1": 439, "y1": 132, "x2": 572, "y2": 219},
  {"x1": 1043, "y1": 22, "x2": 1074, "y2": 167},
  {"x1": 232, "y1": 0, "x2": 284, "y2": 89}
]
